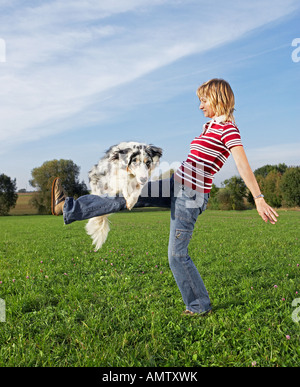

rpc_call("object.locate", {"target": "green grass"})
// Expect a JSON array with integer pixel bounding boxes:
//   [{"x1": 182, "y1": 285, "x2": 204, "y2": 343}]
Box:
[{"x1": 0, "y1": 210, "x2": 299, "y2": 367}]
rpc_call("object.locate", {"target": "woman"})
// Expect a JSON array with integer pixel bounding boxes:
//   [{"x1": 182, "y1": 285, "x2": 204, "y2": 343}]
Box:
[{"x1": 52, "y1": 79, "x2": 278, "y2": 316}]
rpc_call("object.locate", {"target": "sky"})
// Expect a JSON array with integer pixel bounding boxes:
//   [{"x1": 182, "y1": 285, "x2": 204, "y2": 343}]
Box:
[{"x1": 0, "y1": 0, "x2": 299, "y2": 190}]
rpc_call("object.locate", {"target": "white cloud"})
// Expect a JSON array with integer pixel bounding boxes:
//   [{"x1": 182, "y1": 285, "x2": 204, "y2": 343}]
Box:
[
  {"x1": 246, "y1": 143, "x2": 300, "y2": 169},
  {"x1": 0, "y1": 0, "x2": 299, "y2": 154}
]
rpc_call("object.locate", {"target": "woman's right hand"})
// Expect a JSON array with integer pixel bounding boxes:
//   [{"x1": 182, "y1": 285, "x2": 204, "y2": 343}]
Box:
[{"x1": 255, "y1": 198, "x2": 279, "y2": 224}]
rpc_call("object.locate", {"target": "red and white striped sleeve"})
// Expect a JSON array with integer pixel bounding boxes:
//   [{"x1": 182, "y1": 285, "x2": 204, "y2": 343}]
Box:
[{"x1": 221, "y1": 123, "x2": 243, "y2": 150}]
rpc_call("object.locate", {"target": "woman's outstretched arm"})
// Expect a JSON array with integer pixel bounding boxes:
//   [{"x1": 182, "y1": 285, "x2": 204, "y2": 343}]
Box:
[{"x1": 231, "y1": 146, "x2": 279, "y2": 224}]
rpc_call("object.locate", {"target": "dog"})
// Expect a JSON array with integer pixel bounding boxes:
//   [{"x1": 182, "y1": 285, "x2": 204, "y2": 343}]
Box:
[{"x1": 85, "y1": 141, "x2": 163, "y2": 250}]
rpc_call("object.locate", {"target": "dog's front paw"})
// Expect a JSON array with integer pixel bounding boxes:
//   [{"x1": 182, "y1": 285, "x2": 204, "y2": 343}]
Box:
[
  {"x1": 126, "y1": 193, "x2": 140, "y2": 210},
  {"x1": 126, "y1": 198, "x2": 136, "y2": 211}
]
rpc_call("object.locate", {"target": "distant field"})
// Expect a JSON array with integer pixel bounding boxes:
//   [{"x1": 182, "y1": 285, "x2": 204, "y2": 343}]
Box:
[
  {"x1": 0, "y1": 209, "x2": 299, "y2": 367},
  {"x1": 9, "y1": 193, "x2": 38, "y2": 216}
]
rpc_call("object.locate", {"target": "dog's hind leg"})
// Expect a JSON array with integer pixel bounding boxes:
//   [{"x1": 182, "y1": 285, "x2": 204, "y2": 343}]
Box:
[{"x1": 85, "y1": 215, "x2": 110, "y2": 250}]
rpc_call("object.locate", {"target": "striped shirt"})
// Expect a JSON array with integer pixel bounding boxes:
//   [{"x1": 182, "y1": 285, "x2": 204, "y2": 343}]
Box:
[{"x1": 175, "y1": 117, "x2": 243, "y2": 193}]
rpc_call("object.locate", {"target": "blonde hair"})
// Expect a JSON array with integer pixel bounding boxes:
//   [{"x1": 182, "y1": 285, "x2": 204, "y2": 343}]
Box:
[{"x1": 197, "y1": 78, "x2": 235, "y2": 123}]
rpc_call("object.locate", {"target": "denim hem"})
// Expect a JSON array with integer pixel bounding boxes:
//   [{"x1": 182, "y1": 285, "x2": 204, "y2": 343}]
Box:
[{"x1": 187, "y1": 305, "x2": 212, "y2": 314}]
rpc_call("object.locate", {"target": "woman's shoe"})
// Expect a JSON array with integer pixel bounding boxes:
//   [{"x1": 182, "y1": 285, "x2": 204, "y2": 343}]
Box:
[
  {"x1": 182, "y1": 310, "x2": 195, "y2": 316},
  {"x1": 182, "y1": 309, "x2": 212, "y2": 317},
  {"x1": 51, "y1": 177, "x2": 66, "y2": 215}
]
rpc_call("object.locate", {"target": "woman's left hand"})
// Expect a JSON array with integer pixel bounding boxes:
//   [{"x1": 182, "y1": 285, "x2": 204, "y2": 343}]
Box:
[{"x1": 255, "y1": 198, "x2": 279, "y2": 224}]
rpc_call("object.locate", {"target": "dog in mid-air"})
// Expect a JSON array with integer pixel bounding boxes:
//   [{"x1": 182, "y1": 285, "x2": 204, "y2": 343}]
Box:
[{"x1": 85, "y1": 141, "x2": 163, "y2": 250}]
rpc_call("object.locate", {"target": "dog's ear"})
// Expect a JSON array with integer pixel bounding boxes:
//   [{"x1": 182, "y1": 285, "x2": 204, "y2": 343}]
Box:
[
  {"x1": 109, "y1": 151, "x2": 119, "y2": 162},
  {"x1": 146, "y1": 145, "x2": 163, "y2": 161},
  {"x1": 109, "y1": 148, "x2": 130, "y2": 164}
]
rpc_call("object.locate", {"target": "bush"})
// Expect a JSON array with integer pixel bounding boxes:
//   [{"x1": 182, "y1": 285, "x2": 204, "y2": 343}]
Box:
[
  {"x1": 207, "y1": 184, "x2": 220, "y2": 210},
  {"x1": 218, "y1": 176, "x2": 247, "y2": 210},
  {"x1": 263, "y1": 170, "x2": 283, "y2": 208},
  {"x1": 0, "y1": 174, "x2": 18, "y2": 215},
  {"x1": 280, "y1": 167, "x2": 300, "y2": 207}
]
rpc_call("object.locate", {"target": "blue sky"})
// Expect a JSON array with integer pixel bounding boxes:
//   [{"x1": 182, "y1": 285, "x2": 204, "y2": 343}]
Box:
[{"x1": 0, "y1": 0, "x2": 299, "y2": 190}]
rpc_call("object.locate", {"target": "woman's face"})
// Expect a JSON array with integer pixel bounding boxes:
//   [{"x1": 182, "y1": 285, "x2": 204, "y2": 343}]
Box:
[{"x1": 199, "y1": 97, "x2": 216, "y2": 119}]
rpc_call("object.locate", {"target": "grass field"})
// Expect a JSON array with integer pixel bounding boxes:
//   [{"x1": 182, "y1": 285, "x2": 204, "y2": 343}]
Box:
[{"x1": 0, "y1": 209, "x2": 299, "y2": 367}]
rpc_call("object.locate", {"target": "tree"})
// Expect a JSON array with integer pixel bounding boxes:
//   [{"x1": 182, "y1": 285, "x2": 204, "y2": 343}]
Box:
[
  {"x1": 280, "y1": 167, "x2": 300, "y2": 207},
  {"x1": 207, "y1": 184, "x2": 220, "y2": 210},
  {"x1": 0, "y1": 174, "x2": 18, "y2": 215},
  {"x1": 220, "y1": 176, "x2": 247, "y2": 210},
  {"x1": 254, "y1": 163, "x2": 288, "y2": 178},
  {"x1": 248, "y1": 163, "x2": 288, "y2": 206},
  {"x1": 217, "y1": 187, "x2": 232, "y2": 210},
  {"x1": 29, "y1": 159, "x2": 89, "y2": 214},
  {"x1": 263, "y1": 170, "x2": 283, "y2": 207}
]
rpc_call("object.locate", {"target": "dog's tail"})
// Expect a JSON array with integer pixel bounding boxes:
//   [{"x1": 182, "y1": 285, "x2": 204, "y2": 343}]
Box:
[{"x1": 85, "y1": 215, "x2": 110, "y2": 251}]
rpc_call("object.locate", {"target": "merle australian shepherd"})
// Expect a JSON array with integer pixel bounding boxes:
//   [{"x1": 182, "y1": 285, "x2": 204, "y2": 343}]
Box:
[{"x1": 86, "y1": 141, "x2": 163, "y2": 250}]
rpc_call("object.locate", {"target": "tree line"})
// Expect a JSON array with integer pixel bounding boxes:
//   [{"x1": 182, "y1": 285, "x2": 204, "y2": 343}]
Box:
[
  {"x1": 0, "y1": 160, "x2": 299, "y2": 215},
  {"x1": 208, "y1": 163, "x2": 300, "y2": 210},
  {"x1": 0, "y1": 160, "x2": 88, "y2": 215}
]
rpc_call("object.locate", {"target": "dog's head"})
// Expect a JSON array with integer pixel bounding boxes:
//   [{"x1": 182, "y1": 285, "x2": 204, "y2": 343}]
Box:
[{"x1": 109, "y1": 142, "x2": 163, "y2": 185}]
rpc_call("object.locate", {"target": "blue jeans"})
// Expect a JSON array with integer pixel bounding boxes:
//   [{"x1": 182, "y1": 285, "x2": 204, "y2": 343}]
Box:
[{"x1": 63, "y1": 176, "x2": 211, "y2": 314}]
